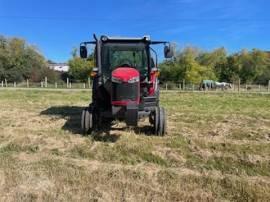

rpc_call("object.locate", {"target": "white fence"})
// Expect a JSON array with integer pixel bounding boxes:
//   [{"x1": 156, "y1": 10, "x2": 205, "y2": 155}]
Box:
[{"x1": 1, "y1": 77, "x2": 270, "y2": 93}]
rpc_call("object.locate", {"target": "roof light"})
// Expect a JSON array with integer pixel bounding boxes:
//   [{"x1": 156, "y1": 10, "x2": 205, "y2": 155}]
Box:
[
  {"x1": 144, "y1": 35, "x2": 151, "y2": 41},
  {"x1": 101, "y1": 36, "x2": 108, "y2": 42}
]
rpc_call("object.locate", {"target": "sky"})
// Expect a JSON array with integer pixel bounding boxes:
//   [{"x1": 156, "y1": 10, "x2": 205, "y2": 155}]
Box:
[{"x1": 0, "y1": 0, "x2": 270, "y2": 62}]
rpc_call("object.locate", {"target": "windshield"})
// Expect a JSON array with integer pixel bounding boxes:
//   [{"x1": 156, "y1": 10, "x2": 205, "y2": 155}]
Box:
[{"x1": 101, "y1": 43, "x2": 148, "y2": 77}]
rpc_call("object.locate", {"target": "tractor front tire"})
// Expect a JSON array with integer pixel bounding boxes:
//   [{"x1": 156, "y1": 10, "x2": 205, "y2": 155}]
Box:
[
  {"x1": 153, "y1": 107, "x2": 167, "y2": 136},
  {"x1": 81, "y1": 107, "x2": 93, "y2": 135}
]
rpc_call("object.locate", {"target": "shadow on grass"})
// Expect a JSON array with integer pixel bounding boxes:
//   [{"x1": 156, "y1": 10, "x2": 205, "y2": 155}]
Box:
[
  {"x1": 134, "y1": 126, "x2": 155, "y2": 136},
  {"x1": 91, "y1": 132, "x2": 120, "y2": 143},
  {"x1": 40, "y1": 106, "x2": 121, "y2": 142},
  {"x1": 40, "y1": 106, "x2": 85, "y2": 134},
  {"x1": 40, "y1": 106, "x2": 154, "y2": 142}
]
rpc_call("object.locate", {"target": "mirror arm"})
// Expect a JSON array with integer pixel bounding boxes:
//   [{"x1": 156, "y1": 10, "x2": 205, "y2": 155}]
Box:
[
  {"x1": 150, "y1": 47, "x2": 158, "y2": 68},
  {"x1": 150, "y1": 41, "x2": 169, "y2": 45},
  {"x1": 93, "y1": 34, "x2": 98, "y2": 41},
  {"x1": 80, "y1": 41, "x2": 96, "y2": 46}
]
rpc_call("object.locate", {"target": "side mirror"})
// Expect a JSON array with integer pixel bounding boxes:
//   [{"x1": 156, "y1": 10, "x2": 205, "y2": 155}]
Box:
[
  {"x1": 164, "y1": 43, "x2": 175, "y2": 58},
  {"x1": 80, "y1": 45, "x2": 88, "y2": 58}
]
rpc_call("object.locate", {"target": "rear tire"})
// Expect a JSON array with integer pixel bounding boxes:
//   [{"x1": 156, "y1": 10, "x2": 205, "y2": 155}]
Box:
[
  {"x1": 159, "y1": 107, "x2": 167, "y2": 136},
  {"x1": 81, "y1": 107, "x2": 93, "y2": 134},
  {"x1": 154, "y1": 107, "x2": 159, "y2": 135},
  {"x1": 153, "y1": 107, "x2": 166, "y2": 136}
]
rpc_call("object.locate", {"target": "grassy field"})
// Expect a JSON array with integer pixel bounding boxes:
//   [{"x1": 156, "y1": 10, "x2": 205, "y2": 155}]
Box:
[{"x1": 0, "y1": 89, "x2": 269, "y2": 201}]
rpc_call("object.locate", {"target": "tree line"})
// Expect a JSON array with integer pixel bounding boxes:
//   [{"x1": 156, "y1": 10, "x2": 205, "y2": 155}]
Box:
[
  {"x1": 0, "y1": 35, "x2": 92, "y2": 83},
  {"x1": 0, "y1": 35, "x2": 59, "y2": 83},
  {"x1": 1, "y1": 35, "x2": 270, "y2": 85},
  {"x1": 159, "y1": 47, "x2": 270, "y2": 85}
]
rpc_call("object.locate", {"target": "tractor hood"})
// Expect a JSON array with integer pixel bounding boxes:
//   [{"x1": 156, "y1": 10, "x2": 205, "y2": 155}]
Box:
[{"x1": 112, "y1": 67, "x2": 140, "y2": 83}]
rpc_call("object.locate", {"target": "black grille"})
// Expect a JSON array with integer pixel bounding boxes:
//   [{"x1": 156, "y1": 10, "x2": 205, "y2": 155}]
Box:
[{"x1": 112, "y1": 82, "x2": 138, "y2": 101}]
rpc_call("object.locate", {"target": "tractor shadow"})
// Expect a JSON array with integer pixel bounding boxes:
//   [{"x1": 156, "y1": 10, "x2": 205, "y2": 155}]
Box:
[
  {"x1": 40, "y1": 106, "x2": 121, "y2": 142},
  {"x1": 133, "y1": 126, "x2": 154, "y2": 136},
  {"x1": 40, "y1": 106, "x2": 154, "y2": 142},
  {"x1": 40, "y1": 106, "x2": 85, "y2": 134}
]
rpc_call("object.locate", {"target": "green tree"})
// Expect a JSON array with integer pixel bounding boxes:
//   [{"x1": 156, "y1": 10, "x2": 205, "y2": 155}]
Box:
[
  {"x1": 229, "y1": 49, "x2": 270, "y2": 83},
  {"x1": 197, "y1": 47, "x2": 227, "y2": 81},
  {"x1": 255, "y1": 66, "x2": 270, "y2": 85},
  {"x1": 0, "y1": 35, "x2": 57, "y2": 82},
  {"x1": 68, "y1": 48, "x2": 94, "y2": 81},
  {"x1": 159, "y1": 46, "x2": 270, "y2": 85},
  {"x1": 160, "y1": 47, "x2": 216, "y2": 84}
]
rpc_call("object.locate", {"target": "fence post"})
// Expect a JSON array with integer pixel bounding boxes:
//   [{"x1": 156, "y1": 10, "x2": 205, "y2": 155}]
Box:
[
  {"x1": 69, "y1": 82, "x2": 72, "y2": 89},
  {"x1": 183, "y1": 80, "x2": 185, "y2": 91},
  {"x1": 245, "y1": 84, "x2": 248, "y2": 91},
  {"x1": 238, "y1": 79, "x2": 240, "y2": 92},
  {"x1": 165, "y1": 83, "x2": 168, "y2": 91},
  {"x1": 1, "y1": 81, "x2": 3, "y2": 87},
  {"x1": 41, "y1": 81, "x2": 43, "y2": 88},
  {"x1": 192, "y1": 84, "x2": 195, "y2": 92},
  {"x1": 66, "y1": 78, "x2": 69, "y2": 88},
  {"x1": 14, "y1": 82, "x2": 16, "y2": 88},
  {"x1": 259, "y1": 85, "x2": 261, "y2": 92},
  {"x1": 83, "y1": 83, "x2": 86, "y2": 89},
  {"x1": 27, "y1": 79, "x2": 29, "y2": 88},
  {"x1": 88, "y1": 77, "x2": 91, "y2": 89},
  {"x1": 55, "y1": 82, "x2": 57, "y2": 88},
  {"x1": 179, "y1": 83, "x2": 181, "y2": 91},
  {"x1": 5, "y1": 79, "x2": 7, "y2": 87},
  {"x1": 45, "y1": 77, "x2": 48, "y2": 88}
]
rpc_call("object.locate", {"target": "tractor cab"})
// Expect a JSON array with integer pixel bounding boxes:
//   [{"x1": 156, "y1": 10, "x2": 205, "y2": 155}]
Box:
[{"x1": 80, "y1": 34, "x2": 174, "y2": 136}]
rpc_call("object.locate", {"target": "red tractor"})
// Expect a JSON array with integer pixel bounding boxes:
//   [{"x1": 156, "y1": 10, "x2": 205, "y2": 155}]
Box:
[{"x1": 80, "y1": 34, "x2": 174, "y2": 136}]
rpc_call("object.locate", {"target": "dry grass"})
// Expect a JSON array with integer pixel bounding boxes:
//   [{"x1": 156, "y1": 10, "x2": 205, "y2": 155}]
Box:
[{"x1": 0, "y1": 89, "x2": 269, "y2": 201}]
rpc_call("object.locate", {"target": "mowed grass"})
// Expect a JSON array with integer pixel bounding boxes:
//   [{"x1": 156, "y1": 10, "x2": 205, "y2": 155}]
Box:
[{"x1": 0, "y1": 89, "x2": 269, "y2": 201}]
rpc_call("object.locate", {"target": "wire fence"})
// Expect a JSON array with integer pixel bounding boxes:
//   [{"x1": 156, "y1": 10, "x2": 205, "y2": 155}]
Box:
[
  {"x1": 0, "y1": 78, "x2": 92, "y2": 89},
  {"x1": 1, "y1": 77, "x2": 270, "y2": 93},
  {"x1": 159, "y1": 82, "x2": 270, "y2": 93}
]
